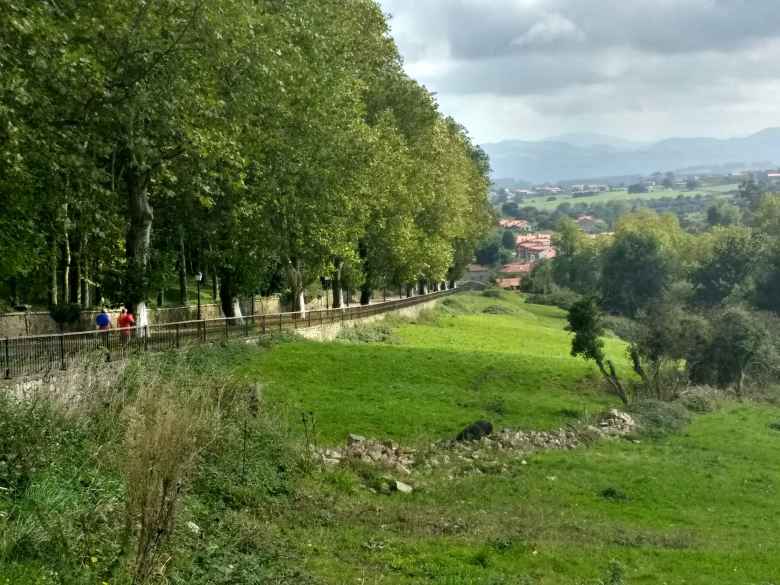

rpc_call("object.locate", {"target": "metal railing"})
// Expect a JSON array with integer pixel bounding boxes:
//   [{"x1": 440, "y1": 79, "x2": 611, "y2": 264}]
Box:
[{"x1": 1, "y1": 288, "x2": 458, "y2": 380}]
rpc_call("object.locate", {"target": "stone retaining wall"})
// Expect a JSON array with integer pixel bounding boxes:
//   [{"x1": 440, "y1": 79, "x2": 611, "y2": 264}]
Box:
[
  {"x1": 0, "y1": 295, "x2": 282, "y2": 338},
  {"x1": 295, "y1": 298, "x2": 441, "y2": 342}
]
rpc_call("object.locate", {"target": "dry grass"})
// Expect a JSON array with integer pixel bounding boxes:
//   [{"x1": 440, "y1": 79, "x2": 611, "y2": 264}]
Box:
[{"x1": 119, "y1": 358, "x2": 232, "y2": 583}]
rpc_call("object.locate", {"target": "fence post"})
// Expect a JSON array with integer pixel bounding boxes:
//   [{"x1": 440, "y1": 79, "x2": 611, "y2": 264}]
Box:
[
  {"x1": 175, "y1": 324, "x2": 180, "y2": 349},
  {"x1": 3, "y1": 337, "x2": 9, "y2": 379},
  {"x1": 144, "y1": 326, "x2": 149, "y2": 352},
  {"x1": 262, "y1": 314, "x2": 266, "y2": 335},
  {"x1": 225, "y1": 319, "x2": 229, "y2": 340},
  {"x1": 59, "y1": 335, "x2": 66, "y2": 370}
]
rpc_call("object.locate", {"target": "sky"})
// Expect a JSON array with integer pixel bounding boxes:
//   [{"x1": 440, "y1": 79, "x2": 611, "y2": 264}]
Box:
[{"x1": 377, "y1": 0, "x2": 780, "y2": 144}]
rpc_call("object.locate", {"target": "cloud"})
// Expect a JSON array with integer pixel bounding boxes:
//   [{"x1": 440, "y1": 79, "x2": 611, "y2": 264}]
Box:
[
  {"x1": 511, "y1": 13, "x2": 585, "y2": 49},
  {"x1": 378, "y1": 0, "x2": 780, "y2": 142}
]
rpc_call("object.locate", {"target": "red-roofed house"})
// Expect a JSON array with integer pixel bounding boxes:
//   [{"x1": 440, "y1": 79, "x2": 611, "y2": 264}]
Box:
[
  {"x1": 499, "y1": 262, "x2": 533, "y2": 275},
  {"x1": 496, "y1": 277, "x2": 522, "y2": 290},
  {"x1": 498, "y1": 219, "x2": 530, "y2": 231},
  {"x1": 576, "y1": 214, "x2": 602, "y2": 234},
  {"x1": 517, "y1": 241, "x2": 556, "y2": 262},
  {"x1": 464, "y1": 264, "x2": 492, "y2": 283}
]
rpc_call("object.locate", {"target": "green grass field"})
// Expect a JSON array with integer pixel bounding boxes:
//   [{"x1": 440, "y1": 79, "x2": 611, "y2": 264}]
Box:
[
  {"x1": 519, "y1": 184, "x2": 739, "y2": 211},
  {"x1": 4, "y1": 291, "x2": 780, "y2": 584},
  {"x1": 235, "y1": 291, "x2": 780, "y2": 584}
]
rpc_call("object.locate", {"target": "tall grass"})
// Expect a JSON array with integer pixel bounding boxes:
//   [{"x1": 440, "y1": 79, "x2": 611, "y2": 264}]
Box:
[{"x1": 0, "y1": 349, "x2": 299, "y2": 584}]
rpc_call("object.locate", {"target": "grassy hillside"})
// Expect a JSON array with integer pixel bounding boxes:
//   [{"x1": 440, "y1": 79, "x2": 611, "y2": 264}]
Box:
[
  {"x1": 3, "y1": 291, "x2": 780, "y2": 584},
  {"x1": 245, "y1": 292, "x2": 780, "y2": 584},
  {"x1": 241, "y1": 293, "x2": 619, "y2": 442},
  {"x1": 519, "y1": 185, "x2": 738, "y2": 211}
]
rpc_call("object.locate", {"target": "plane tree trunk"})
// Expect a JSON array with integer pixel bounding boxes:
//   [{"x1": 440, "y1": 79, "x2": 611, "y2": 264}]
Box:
[{"x1": 126, "y1": 168, "x2": 153, "y2": 329}]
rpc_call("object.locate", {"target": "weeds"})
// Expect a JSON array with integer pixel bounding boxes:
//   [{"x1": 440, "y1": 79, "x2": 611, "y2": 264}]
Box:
[
  {"x1": 337, "y1": 322, "x2": 397, "y2": 344},
  {"x1": 121, "y1": 358, "x2": 226, "y2": 584},
  {"x1": 628, "y1": 399, "x2": 691, "y2": 438}
]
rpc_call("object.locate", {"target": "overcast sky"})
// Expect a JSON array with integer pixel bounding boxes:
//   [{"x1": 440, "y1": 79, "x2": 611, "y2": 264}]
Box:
[{"x1": 377, "y1": 0, "x2": 780, "y2": 144}]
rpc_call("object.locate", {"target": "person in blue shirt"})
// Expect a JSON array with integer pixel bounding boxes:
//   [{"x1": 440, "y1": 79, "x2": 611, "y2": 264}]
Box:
[{"x1": 95, "y1": 307, "x2": 112, "y2": 331}]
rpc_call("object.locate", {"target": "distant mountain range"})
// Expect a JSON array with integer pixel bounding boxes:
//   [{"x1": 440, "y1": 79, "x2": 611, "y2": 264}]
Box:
[{"x1": 482, "y1": 128, "x2": 780, "y2": 184}]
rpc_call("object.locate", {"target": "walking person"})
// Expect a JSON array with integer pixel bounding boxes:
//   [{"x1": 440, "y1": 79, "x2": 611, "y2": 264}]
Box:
[
  {"x1": 95, "y1": 307, "x2": 112, "y2": 331},
  {"x1": 118, "y1": 306, "x2": 135, "y2": 347},
  {"x1": 95, "y1": 307, "x2": 112, "y2": 353}
]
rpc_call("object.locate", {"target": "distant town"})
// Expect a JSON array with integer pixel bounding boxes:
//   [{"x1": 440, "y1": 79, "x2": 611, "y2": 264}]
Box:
[{"x1": 468, "y1": 168, "x2": 780, "y2": 290}]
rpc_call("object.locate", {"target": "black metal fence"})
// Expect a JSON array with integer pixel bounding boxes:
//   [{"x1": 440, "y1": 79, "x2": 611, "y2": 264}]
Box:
[{"x1": 1, "y1": 288, "x2": 457, "y2": 379}]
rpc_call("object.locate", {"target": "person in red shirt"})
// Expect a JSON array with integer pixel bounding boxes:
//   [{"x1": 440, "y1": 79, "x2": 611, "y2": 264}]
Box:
[{"x1": 118, "y1": 307, "x2": 135, "y2": 343}]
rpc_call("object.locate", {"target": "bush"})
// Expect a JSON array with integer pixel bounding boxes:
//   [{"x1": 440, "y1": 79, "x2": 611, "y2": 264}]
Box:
[
  {"x1": 677, "y1": 386, "x2": 721, "y2": 413},
  {"x1": 629, "y1": 399, "x2": 691, "y2": 438},
  {"x1": 603, "y1": 315, "x2": 642, "y2": 342},
  {"x1": 257, "y1": 331, "x2": 302, "y2": 348},
  {"x1": 338, "y1": 322, "x2": 397, "y2": 344},
  {"x1": 483, "y1": 304, "x2": 514, "y2": 315},
  {"x1": 482, "y1": 288, "x2": 510, "y2": 299},
  {"x1": 49, "y1": 303, "x2": 82, "y2": 330},
  {"x1": 526, "y1": 288, "x2": 582, "y2": 310}
]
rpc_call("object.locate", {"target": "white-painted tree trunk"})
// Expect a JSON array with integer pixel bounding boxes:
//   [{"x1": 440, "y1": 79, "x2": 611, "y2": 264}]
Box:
[
  {"x1": 232, "y1": 298, "x2": 244, "y2": 325},
  {"x1": 137, "y1": 301, "x2": 149, "y2": 336},
  {"x1": 298, "y1": 291, "x2": 306, "y2": 319}
]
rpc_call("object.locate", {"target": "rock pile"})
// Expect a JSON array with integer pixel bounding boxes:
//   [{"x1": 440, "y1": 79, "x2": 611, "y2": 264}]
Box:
[
  {"x1": 319, "y1": 434, "x2": 415, "y2": 475},
  {"x1": 596, "y1": 409, "x2": 637, "y2": 436},
  {"x1": 319, "y1": 410, "x2": 638, "y2": 476}
]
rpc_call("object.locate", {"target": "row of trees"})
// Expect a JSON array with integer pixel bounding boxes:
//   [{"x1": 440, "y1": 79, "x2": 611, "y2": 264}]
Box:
[
  {"x1": 0, "y1": 0, "x2": 492, "y2": 322},
  {"x1": 503, "y1": 192, "x2": 736, "y2": 235},
  {"x1": 527, "y1": 185, "x2": 780, "y2": 399}
]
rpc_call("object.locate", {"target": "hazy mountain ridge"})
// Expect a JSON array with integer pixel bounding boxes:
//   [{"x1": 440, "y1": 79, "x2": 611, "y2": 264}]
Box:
[{"x1": 483, "y1": 128, "x2": 780, "y2": 183}]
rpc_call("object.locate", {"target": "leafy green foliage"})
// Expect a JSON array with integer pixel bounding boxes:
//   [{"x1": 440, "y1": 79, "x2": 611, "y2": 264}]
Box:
[
  {"x1": 601, "y1": 230, "x2": 672, "y2": 317},
  {"x1": 692, "y1": 227, "x2": 762, "y2": 305},
  {"x1": 567, "y1": 298, "x2": 607, "y2": 365},
  {"x1": 0, "y1": 0, "x2": 491, "y2": 313}
]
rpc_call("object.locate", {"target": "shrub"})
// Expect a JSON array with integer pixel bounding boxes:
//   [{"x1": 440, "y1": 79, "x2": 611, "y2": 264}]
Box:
[
  {"x1": 629, "y1": 399, "x2": 691, "y2": 438},
  {"x1": 527, "y1": 288, "x2": 582, "y2": 310},
  {"x1": 257, "y1": 330, "x2": 302, "y2": 348},
  {"x1": 677, "y1": 387, "x2": 721, "y2": 413},
  {"x1": 338, "y1": 322, "x2": 397, "y2": 344},
  {"x1": 0, "y1": 394, "x2": 62, "y2": 496},
  {"x1": 482, "y1": 288, "x2": 514, "y2": 300},
  {"x1": 49, "y1": 303, "x2": 82, "y2": 331},
  {"x1": 598, "y1": 560, "x2": 626, "y2": 585},
  {"x1": 483, "y1": 304, "x2": 514, "y2": 315},
  {"x1": 603, "y1": 315, "x2": 642, "y2": 342}
]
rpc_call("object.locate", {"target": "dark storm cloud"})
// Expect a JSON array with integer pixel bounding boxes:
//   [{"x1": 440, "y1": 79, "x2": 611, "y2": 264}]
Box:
[{"x1": 378, "y1": 0, "x2": 780, "y2": 141}]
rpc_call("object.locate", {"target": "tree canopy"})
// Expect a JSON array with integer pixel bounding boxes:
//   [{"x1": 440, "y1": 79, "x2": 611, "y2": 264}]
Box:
[{"x1": 0, "y1": 0, "x2": 492, "y2": 314}]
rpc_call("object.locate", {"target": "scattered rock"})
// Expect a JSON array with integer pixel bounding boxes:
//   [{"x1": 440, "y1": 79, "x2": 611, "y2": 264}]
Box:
[
  {"x1": 348, "y1": 433, "x2": 367, "y2": 445},
  {"x1": 317, "y1": 410, "x2": 637, "y2": 479},
  {"x1": 186, "y1": 521, "x2": 201, "y2": 536},
  {"x1": 599, "y1": 409, "x2": 637, "y2": 436},
  {"x1": 394, "y1": 480, "x2": 414, "y2": 494},
  {"x1": 456, "y1": 420, "x2": 493, "y2": 442}
]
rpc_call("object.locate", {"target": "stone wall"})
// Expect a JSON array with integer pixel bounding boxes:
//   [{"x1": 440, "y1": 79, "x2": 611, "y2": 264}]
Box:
[
  {"x1": 0, "y1": 295, "x2": 282, "y2": 338},
  {"x1": 295, "y1": 298, "x2": 441, "y2": 342}
]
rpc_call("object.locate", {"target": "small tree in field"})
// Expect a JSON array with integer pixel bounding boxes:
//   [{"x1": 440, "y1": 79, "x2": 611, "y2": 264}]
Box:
[{"x1": 567, "y1": 298, "x2": 630, "y2": 404}]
